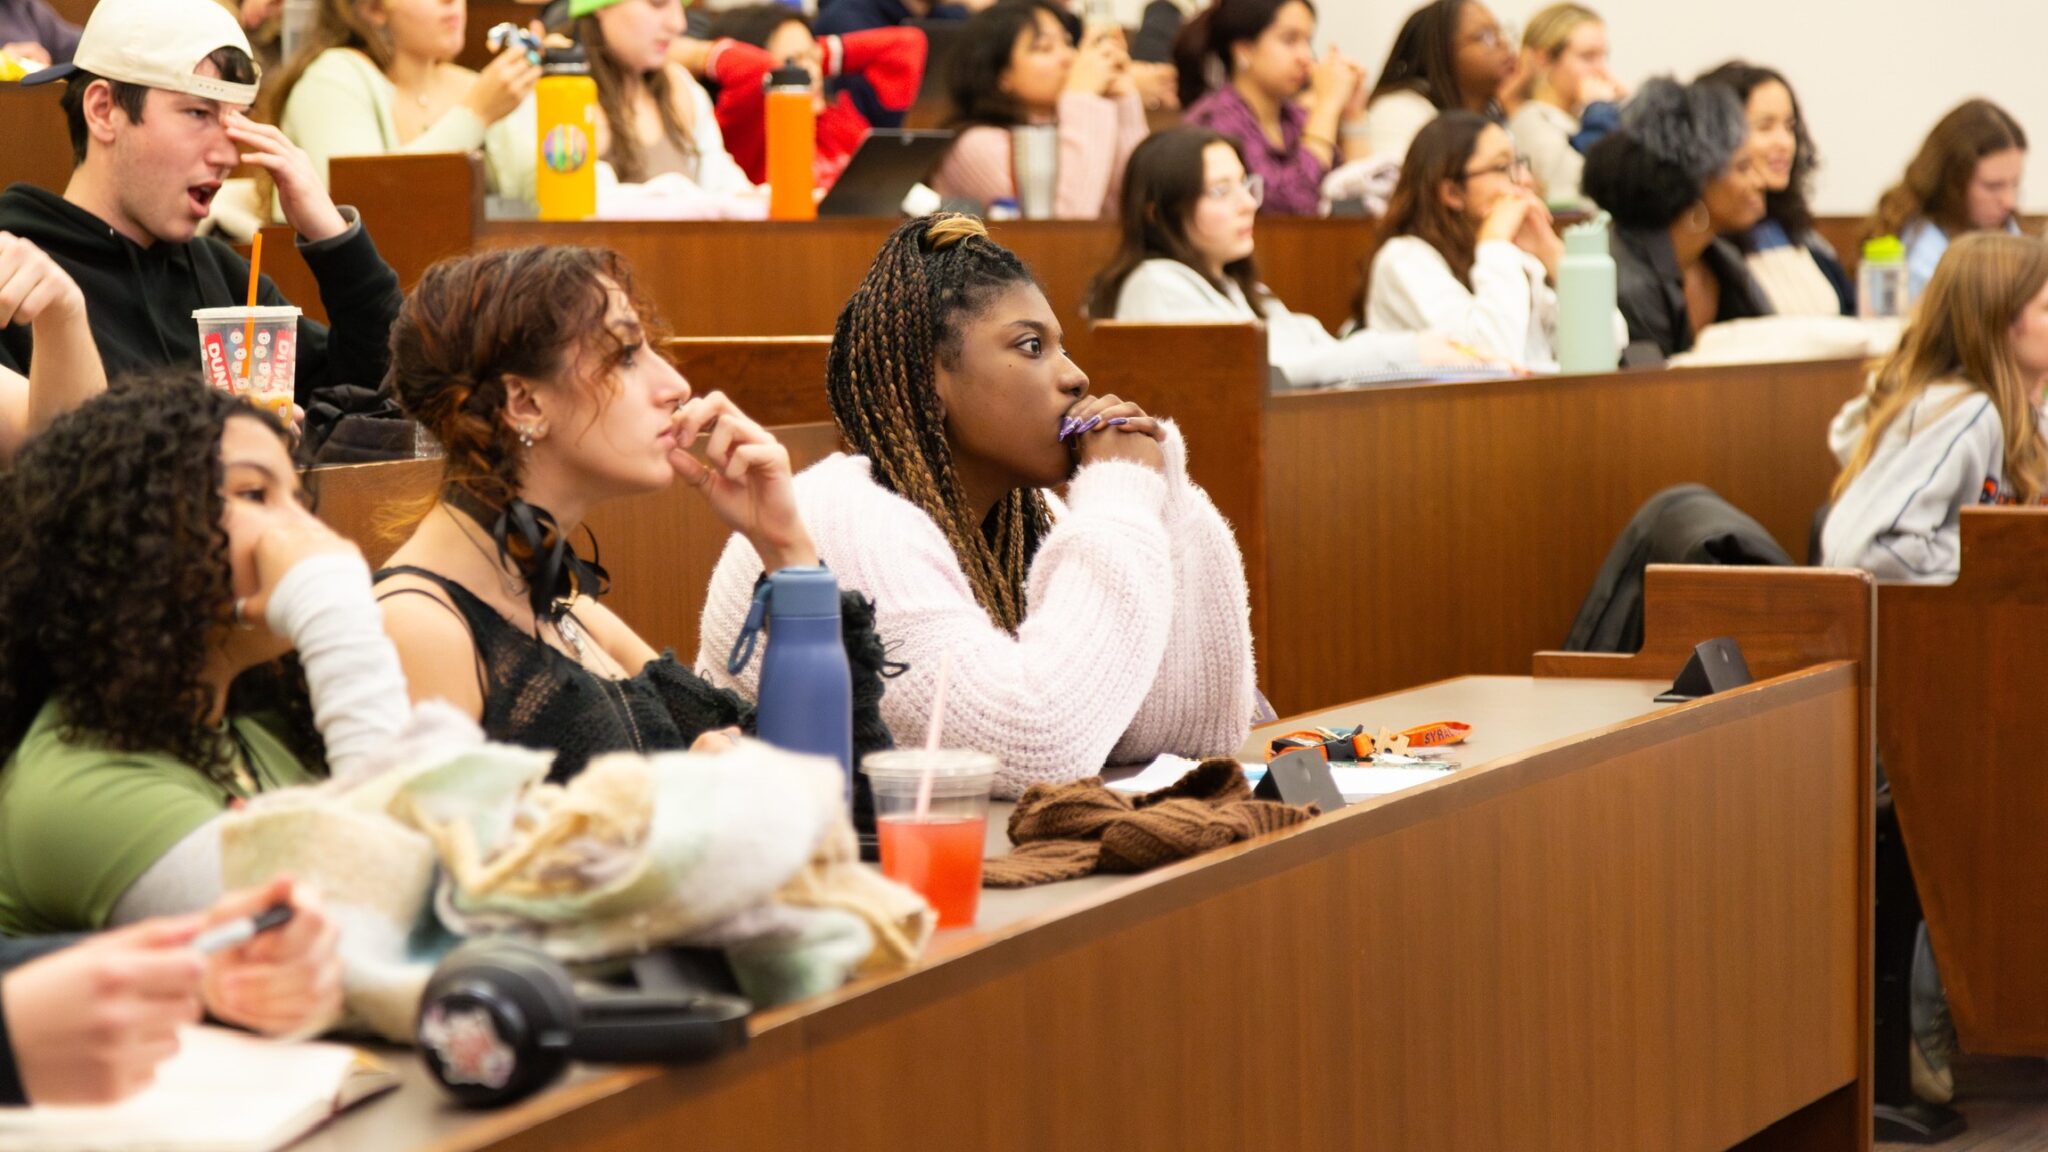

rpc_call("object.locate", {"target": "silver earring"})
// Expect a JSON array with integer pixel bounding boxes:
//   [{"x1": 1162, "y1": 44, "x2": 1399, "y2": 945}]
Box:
[
  {"x1": 231, "y1": 597, "x2": 257, "y2": 632},
  {"x1": 518, "y1": 424, "x2": 535, "y2": 448}
]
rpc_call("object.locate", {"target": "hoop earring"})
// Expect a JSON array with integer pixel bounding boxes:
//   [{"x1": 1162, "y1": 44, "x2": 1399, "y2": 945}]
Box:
[
  {"x1": 231, "y1": 598, "x2": 258, "y2": 632},
  {"x1": 1687, "y1": 203, "x2": 1712, "y2": 234}
]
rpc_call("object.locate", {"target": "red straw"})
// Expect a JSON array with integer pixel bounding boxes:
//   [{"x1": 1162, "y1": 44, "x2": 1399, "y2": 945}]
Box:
[{"x1": 239, "y1": 231, "x2": 263, "y2": 390}]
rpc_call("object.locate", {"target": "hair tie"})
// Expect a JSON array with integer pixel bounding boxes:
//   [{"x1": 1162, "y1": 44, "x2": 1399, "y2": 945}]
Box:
[{"x1": 923, "y1": 213, "x2": 989, "y2": 253}]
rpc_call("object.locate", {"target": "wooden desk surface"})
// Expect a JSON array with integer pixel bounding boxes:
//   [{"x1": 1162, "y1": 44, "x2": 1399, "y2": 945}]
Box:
[{"x1": 307, "y1": 670, "x2": 1860, "y2": 1152}]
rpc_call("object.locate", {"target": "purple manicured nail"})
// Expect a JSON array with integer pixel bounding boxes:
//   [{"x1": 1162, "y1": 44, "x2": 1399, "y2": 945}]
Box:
[
  {"x1": 1057, "y1": 417, "x2": 1078, "y2": 440},
  {"x1": 1107, "y1": 417, "x2": 1130, "y2": 427},
  {"x1": 1079, "y1": 415, "x2": 1104, "y2": 434}
]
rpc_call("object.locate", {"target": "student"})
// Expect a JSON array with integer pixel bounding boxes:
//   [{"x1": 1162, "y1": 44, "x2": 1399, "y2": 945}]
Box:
[
  {"x1": 1581, "y1": 77, "x2": 1771, "y2": 358},
  {"x1": 0, "y1": 879, "x2": 345, "y2": 1105},
  {"x1": 678, "y1": 4, "x2": 926, "y2": 189},
  {"x1": 0, "y1": 0, "x2": 78, "y2": 66},
  {"x1": 1506, "y1": 3, "x2": 1623, "y2": 209},
  {"x1": 263, "y1": 0, "x2": 544, "y2": 203},
  {"x1": 700, "y1": 214, "x2": 1256, "y2": 797},
  {"x1": 572, "y1": 0, "x2": 758, "y2": 193},
  {"x1": 1090, "y1": 127, "x2": 1480, "y2": 385},
  {"x1": 1866, "y1": 99, "x2": 2028, "y2": 302},
  {"x1": 0, "y1": 377, "x2": 412, "y2": 936},
  {"x1": 374, "y1": 246, "x2": 894, "y2": 784},
  {"x1": 1822, "y1": 232, "x2": 2048, "y2": 581},
  {"x1": 0, "y1": 0, "x2": 404, "y2": 455},
  {"x1": 1361, "y1": 112, "x2": 1623, "y2": 368},
  {"x1": 0, "y1": 233, "x2": 105, "y2": 463},
  {"x1": 929, "y1": 0, "x2": 1148, "y2": 220},
  {"x1": 1173, "y1": 0, "x2": 1368, "y2": 217},
  {"x1": 1360, "y1": 0, "x2": 1515, "y2": 164},
  {"x1": 1697, "y1": 61, "x2": 1850, "y2": 316}
]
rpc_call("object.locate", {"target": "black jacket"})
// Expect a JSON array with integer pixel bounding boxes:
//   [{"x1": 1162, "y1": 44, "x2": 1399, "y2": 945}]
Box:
[
  {"x1": 1565, "y1": 483, "x2": 1793, "y2": 653},
  {"x1": 0, "y1": 184, "x2": 402, "y2": 452},
  {"x1": 0, "y1": 933, "x2": 80, "y2": 1105},
  {"x1": 1611, "y1": 223, "x2": 1773, "y2": 358}
]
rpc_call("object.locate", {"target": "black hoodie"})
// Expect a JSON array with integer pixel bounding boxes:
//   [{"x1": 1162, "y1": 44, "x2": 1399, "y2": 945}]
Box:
[{"x1": 0, "y1": 183, "x2": 403, "y2": 451}]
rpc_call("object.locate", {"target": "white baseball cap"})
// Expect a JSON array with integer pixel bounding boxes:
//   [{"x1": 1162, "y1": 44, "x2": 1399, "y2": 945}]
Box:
[{"x1": 23, "y1": 0, "x2": 261, "y2": 106}]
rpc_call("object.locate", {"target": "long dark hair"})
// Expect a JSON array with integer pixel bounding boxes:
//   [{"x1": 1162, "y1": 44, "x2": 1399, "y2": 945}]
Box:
[
  {"x1": 1866, "y1": 99, "x2": 2027, "y2": 246},
  {"x1": 947, "y1": 0, "x2": 1068, "y2": 129},
  {"x1": 1697, "y1": 61, "x2": 1818, "y2": 241},
  {"x1": 1170, "y1": 0, "x2": 1313, "y2": 111},
  {"x1": 1370, "y1": 0, "x2": 1475, "y2": 112},
  {"x1": 827, "y1": 215, "x2": 1049, "y2": 631},
  {"x1": 579, "y1": 14, "x2": 698, "y2": 183},
  {"x1": 0, "y1": 375, "x2": 312, "y2": 777},
  {"x1": 1087, "y1": 127, "x2": 1268, "y2": 319},
  {"x1": 1355, "y1": 111, "x2": 1493, "y2": 321}
]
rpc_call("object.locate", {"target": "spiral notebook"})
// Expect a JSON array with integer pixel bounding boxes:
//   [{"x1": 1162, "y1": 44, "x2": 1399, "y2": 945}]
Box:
[{"x1": 0, "y1": 1026, "x2": 397, "y2": 1152}]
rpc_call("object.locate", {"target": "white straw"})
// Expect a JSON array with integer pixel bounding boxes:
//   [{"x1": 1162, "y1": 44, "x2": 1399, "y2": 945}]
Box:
[{"x1": 915, "y1": 652, "x2": 954, "y2": 820}]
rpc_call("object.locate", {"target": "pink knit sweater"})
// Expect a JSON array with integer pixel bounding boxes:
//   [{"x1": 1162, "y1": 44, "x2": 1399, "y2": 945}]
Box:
[{"x1": 695, "y1": 423, "x2": 1256, "y2": 799}]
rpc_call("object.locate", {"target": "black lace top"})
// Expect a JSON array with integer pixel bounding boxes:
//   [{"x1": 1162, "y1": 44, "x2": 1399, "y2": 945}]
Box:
[{"x1": 373, "y1": 567, "x2": 895, "y2": 823}]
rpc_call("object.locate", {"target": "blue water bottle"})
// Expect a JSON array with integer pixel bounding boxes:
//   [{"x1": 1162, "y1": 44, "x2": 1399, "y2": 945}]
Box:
[{"x1": 727, "y1": 567, "x2": 854, "y2": 801}]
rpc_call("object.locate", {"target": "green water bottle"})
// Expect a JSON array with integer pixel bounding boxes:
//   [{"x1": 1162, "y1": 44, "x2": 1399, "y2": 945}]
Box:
[{"x1": 1556, "y1": 212, "x2": 1619, "y2": 374}]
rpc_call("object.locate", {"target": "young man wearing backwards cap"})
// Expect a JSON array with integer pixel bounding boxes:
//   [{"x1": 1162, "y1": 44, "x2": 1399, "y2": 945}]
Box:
[{"x1": 0, "y1": 0, "x2": 403, "y2": 453}]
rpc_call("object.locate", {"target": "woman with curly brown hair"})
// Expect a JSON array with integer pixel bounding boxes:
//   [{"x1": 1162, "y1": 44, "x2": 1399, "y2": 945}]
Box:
[
  {"x1": 0, "y1": 374, "x2": 409, "y2": 939},
  {"x1": 697, "y1": 214, "x2": 1257, "y2": 799},
  {"x1": 373, "y1": 245, "x2": 894, "y2": 793}
]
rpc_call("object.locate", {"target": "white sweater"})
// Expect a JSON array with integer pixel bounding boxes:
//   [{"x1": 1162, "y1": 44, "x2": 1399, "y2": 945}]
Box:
[
  {"x1": 1360, "y1": 90, "x2": 1438, "y2": 164},
  {"x1": 1111, "y1": 258, "x2": 1423, "y2": 389},
  {"x1": 1508, "y1": 101, "x2": 1585, "y2": 208},
  {"x1": 1821, "y1": 381, "x2": 2021, "y2": 583},
  {"x1": 695, "y1": 423, "x2": 1257, "y2": 799},
  {"x1": 1367, "y1": 236, "x2": 1628, "y2": 369}
]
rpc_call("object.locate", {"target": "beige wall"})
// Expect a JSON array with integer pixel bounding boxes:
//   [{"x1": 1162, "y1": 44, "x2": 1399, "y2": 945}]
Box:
[{"x1": 1317, "y1": 0, "x2": 2046, "y2": 216}]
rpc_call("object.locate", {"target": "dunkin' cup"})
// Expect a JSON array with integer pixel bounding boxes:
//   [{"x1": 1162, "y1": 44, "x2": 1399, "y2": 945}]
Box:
[
  {"x1": 861, "y1": 749, "x2": 998, "y2": 928},
  {"x1": 194, "y1": 305, "x2": 301, "y2": 419}
]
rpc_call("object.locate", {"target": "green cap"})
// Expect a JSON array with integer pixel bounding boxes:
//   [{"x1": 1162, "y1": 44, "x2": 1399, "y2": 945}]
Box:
[
  {"x1": 1862, "y1": 235, "x2": 1905, "y2": 264},
  {"x1": 568, "y1": 0, "x2": 629, "y2": 17}
]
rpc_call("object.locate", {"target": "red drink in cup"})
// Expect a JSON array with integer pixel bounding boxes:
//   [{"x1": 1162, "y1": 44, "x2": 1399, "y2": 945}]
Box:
[
  {"x1": 862, "y1": 749, "x2": 998, "y2": 929},
  {"x1": 194, "y1": 305, "x2": 300, "y2": 419},
  {"x1": 877, "y1": 815, "x2": 987, "y2": 926}
]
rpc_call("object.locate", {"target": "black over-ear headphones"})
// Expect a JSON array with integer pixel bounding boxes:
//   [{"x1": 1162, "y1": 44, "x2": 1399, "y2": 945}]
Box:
[{"x1": 417, "y1": 939, "x2": 753, "y2": 1108}]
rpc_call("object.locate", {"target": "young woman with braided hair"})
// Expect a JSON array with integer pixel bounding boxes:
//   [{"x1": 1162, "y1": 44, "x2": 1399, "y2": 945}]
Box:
[
  {"x1": 698, "y1": 214, "x2": 1257, "y2": 799},
  {"x1": 374, "y1": 245, "x2": 896, "y2": 788}
]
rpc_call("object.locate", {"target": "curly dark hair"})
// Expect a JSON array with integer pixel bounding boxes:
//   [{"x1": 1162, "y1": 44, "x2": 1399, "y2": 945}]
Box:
[{"x1": 0, "y1": 373, "x2": 312, "y2": 779}]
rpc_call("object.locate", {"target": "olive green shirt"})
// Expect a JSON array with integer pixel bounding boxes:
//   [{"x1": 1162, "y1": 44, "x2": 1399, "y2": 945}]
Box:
[{"x1": 0, "y1": 701, "x2": 316, "y2": 937}]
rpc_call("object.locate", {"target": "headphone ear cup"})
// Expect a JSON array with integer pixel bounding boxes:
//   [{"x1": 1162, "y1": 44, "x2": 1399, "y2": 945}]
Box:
[{"x1": 417, "y1": 940, "x2": 579, "y2": 1108}]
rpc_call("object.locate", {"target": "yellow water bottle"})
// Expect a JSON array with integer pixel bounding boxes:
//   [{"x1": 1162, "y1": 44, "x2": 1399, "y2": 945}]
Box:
[{"x1": 535, "y1": 46, "x2": 597, "y2": 221}]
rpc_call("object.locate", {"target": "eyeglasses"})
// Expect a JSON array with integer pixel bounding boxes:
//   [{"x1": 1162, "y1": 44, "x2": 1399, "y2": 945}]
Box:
[
  {"x1": 1456, "y1": 156, "x2": 1531, "y2": 183},
  {"x1": 1202, "y1": 173, "x2": 1265, "y2": 206},
  {"x1": 1464, "y1": 24, "x2": 1506, "y2": 49}
]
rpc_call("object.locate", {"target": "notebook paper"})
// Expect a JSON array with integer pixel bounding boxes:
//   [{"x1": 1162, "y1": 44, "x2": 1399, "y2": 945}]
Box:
[{"x1": 0, "y1": 1026, "x2": 396, "y2": 1152}]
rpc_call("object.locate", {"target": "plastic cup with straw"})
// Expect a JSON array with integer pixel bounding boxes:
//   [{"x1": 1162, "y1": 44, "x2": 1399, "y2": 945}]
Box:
[
  {"x1": 193, "y1": 232, "x2": 302, "y2": 419},
  {"x1": 859, "y1": 651, "x2": 997, "y2": 928}
]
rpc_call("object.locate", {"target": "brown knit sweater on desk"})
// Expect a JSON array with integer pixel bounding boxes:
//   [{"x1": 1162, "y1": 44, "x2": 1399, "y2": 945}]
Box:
[{"x1": 983, "y1": 759, "x2": 1316, "y2": 887}]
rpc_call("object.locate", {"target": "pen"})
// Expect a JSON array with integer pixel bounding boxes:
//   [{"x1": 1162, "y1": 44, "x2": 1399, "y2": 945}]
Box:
[{"x1": 191, "y1": 902, "x2": 294, "y2": 956}]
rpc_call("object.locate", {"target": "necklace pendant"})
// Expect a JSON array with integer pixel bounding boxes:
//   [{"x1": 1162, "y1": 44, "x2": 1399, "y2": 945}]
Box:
[{"x1": 556, "y1": 611, "x2": 592, "y2": 663}]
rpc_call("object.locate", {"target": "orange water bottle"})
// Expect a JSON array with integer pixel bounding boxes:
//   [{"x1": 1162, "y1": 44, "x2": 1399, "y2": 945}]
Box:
[
  {"x1": 765, "y1": 63, "x2": 817, "y2": 221},
  {"x1": 535, "y1": 46, "x2": 598, "y2": 221}
]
